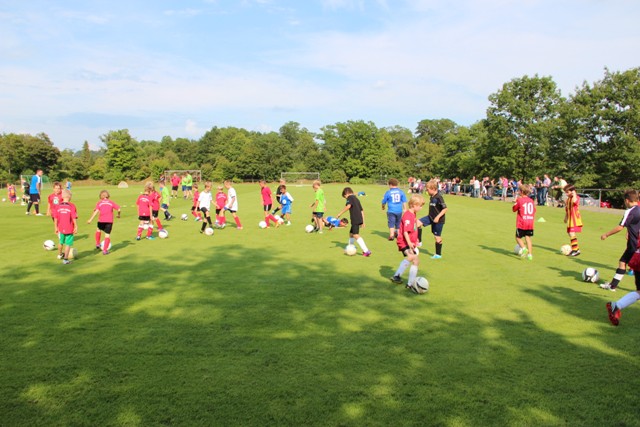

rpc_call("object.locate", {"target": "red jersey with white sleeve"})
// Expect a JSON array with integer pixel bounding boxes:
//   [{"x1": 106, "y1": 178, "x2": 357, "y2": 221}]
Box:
[
  {"x1": 56, "y1": 202, "x2": 78, "y2": 234},
  {"x1": 136, "y1": 194, "x2": 152, "y2": 217},
  {"x1": 192, "y1": 190, "x2": 200, "y2": 208},
  {"x1": 216, "y1": 191, "x2": 227, "y2": 210},
  {"x1": 397, "y1": 210, "x2": 418, "y2": 249},
  {"x1": 149, "y1": 191, "x2": 161, "y2": 211},
  {"x1": 95, "y1": 199, "x2": 120, "y2": 223},
  {"x1": 261, "y1": 186, "x2": 273, "y2": 206},
  {"x1": 513, "y1": 196, "x2": 536, "y2": 230}
]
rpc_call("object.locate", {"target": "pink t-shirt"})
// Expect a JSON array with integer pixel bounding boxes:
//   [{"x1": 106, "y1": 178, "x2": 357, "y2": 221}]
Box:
[
  {"x1": 56, "y1": 202, "x2": 77, "y2": 234},
  {"x1": 137, "y1": 194, "x2": 152, "y2": 217},
  {"x1": 513, "y1": 196, "x2": 536, "y2": 230},
  {"x1": 261, "y1": 186, "x2": 273, "y2": 205},
  {"x1": 150, "y1": 191, "x2": 160, "y2": 211},
  {"x1": 216, "y1": 191, "x2": 227, "y2": 210},
  {"x1": 397, "y1": 210, "x2": 417, "y2": 249},
  {"x1": 95, "y1": 199, "x2": 120, "y2": 223}
]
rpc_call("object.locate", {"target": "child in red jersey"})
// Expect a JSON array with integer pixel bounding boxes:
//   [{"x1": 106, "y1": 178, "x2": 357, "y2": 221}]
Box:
[
  {"x1": 149, "y1": 185, "x2": 163, "y2": 233},
  {"x1": 7, "y1": 183, "x2": 17, "y2": 204},
  {"x1": 46, "y1": 182, "x2": 63, "y2": 233},
  {"x1": 390, "y1": 194, "x2": 425, "y2": 292},
  {"x1": 564, "y1": 184, "x2": 583, "y2": 256},
  {"x1": 87, "y1": 190, "x2": 121, "y2": 255},
  {"x1": 214, "y1": 185, "x2": 227, "y2": 227},
  {"x1": 259, "y1": 180, "x2": 280, "y2": 228},
  {"x1": 191, "y1": 183, "x2": 202, "y2": 221},
  {"x1": 512, "y1": 184, "x2": 536, "y2": 261},
  {"x1": 54, "y1": 190, "x2": 78, "y2": 264},
  {"x1": 136, "y1": 183, "x2": 154, "y2": 240}
]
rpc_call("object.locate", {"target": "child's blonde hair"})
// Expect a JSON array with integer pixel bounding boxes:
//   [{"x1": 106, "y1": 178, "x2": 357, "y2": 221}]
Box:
[
  {"x1": 99, "y1": 190, "x2": 110, "y2": 199},
  {"x1": 312, "y1": 180, "x2": 321, "y2": 188},
  {"x1": 61, "y1": 189, "x2": 72, "y2": 200},
  {"x1": 426, "y1": 180, "x2": 438, "y2": 191},
  {"x1": 408, "y1": 194, "x2": 425, "y2": 208},
  {"x1": 519, "y1": 184, "x2": 531, "y2": 196}
]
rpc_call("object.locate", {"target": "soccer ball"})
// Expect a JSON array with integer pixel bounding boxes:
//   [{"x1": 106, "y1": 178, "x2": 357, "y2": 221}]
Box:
[
  {"x1": 414, "y1": 247, "x2": 420, "y2": 255},
  {"x1": 100, "y1": 240, "x2": 112, "y2": 251},
  {"x1": 67, "y1": 247, "x2": 78, "y2": 259},
  {"x1": 305, "y1": 224, "x2": 315, "y2": 233},
  {"x1": 514, "y1": 244, "x2": 523, "y2": 256},
  {"x1": 414, "y1": 276, "x2": 429, "y2": 294},
  {"x1": 582, "y1": 267, "x2": 599, "y2": 283},
  {"x1": 181, "y1": 213, "x2": 188, "y2": 221},
  {"x1": 204, "y1": 227, "x2": 214, "y2": 236},
  {"x1": 344, "y1": 244, "x2": 357, "y2": 256},
  {"x1": 43, "y1": 240, "x2": 55, "y2": 251},
  {"x1": 158, "y1": 229, "x2": 169, "y2": 239},
  {"x1": 274, "y1": 215, "x2": 282, "y2": 222},
  {"x1": 258, "y1": 221, "x2": 267, "y2": 229},
  {"x1": 1, "y1": 198, "x2": 5, "y2": 202},
  {"x1": 560, "y1": 244, "x2": 572, "y2": 255},
  {"x1": 143, "y1": 223, "x2": 149, "y2": 230}
]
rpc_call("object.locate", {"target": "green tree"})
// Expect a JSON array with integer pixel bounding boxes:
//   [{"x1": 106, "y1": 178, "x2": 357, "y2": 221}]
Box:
[
  {"x1": 483, "y1": 75, "x2": 564, "y2": 180},
  {"x1": 102, "y1": 129, "x2": 141, "y2": 182}
]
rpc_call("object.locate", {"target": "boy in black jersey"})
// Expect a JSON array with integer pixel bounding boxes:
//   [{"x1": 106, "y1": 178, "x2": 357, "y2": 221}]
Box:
[
  {"x1": 336, "y1": 187, "x2": 371, "y2": 257},
  {"x1": 418, "y1": 180, "x2": 448, "y2": 259}
]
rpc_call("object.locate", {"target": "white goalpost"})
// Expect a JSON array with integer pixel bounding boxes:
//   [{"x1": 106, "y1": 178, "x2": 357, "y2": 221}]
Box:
[{"x1": 280, "y1": 172, "x2": 320, "y2": 186}]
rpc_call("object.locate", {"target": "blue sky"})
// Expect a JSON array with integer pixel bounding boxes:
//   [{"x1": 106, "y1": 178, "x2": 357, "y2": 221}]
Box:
[{"x1": 1, "y1": 0, "x2": 639, "y2": 150}]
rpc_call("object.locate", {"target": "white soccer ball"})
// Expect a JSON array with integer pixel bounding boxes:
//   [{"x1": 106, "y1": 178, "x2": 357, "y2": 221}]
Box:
[
  {"x1": 1, "y1": 198, "x2": 5, "y2": 202},
  {"x1": 258, "y1": 221, "x2": 267, "y2": 229},
  {"x1": 344, "y1": 244, "x2": 357, "y2": 256},
  {"x1": 158, "y1": 229, "x2": 169, "y2": 239},
  {"x1": 414, "y1": 276, "x2": 430, "y2": 294},
  {"x1": 514, "y1": 244, "x2": 523, "y2": 256},
  {"x1": 414, "y1": 247, "x2": 420, "y2": 255},
  {"x1": 582, "y1": 267, "x2": 599, "y2": 283},
  {"x1": 560, "y1": 244, "x2": 572, "y2": 255},
  {"x1": 143, "y1": 223, "x2": 149, "y2": 230},
  {"x1": 67, "y1": 247, "x2": 78, "y2": 260},
  {"x1": 100, "y1": 240, "x2": 112, "y2": 251},
  {"x1": 305, "y1": 224, "x2": 315, "y2": 233},
  {"x1": 181, "y1": 213, "x2": 188, "y2": 221},
  {"x1": 43, "y1": 239, "x2": 55, "y2": 251},
  {"x1": 204, "y1": 227, "x2": 214, "y2": 236}
]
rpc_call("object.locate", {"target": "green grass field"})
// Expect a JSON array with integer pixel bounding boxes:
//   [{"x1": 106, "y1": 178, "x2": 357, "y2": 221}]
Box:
[{"x1": 1, "y1": 183, "x2": 639, "y2": 426}]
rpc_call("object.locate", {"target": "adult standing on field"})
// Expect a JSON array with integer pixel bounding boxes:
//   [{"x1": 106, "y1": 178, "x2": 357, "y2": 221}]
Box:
[
  {"x1": 184, "y1": 172, "x2": 193, "y2": 201},
  {"x1": 26, "y1": 169, "x2": 43, "y2": 216}
]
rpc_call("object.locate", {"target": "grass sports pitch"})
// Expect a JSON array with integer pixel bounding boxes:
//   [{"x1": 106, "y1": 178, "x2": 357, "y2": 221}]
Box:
[{"x1": 1, "y1": 183, "x2": 638, "y2": 426}]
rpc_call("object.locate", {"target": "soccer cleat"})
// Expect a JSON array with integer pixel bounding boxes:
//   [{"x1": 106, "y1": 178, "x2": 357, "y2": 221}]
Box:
[
  {"x1": 96, "y1": 245, "x2": 101, "y2": 250},
  {"x1": 431, "y1": 254, "x2": 442, "y2": 260},
  {"x1": 606, "y1": 302, "x2": 621, "y2": 326},
  {"x1": 599, "y1": 282, "x2": 617, "y2": 292},
  {"x1": 568, "y1": 250, "x2": 581, "y2": 257},
  {"x1": 236, "y1": 227, "x2": 243, "y2": 230},
  {"x1": 520, "y1": 248, "x2": 528, "y2": 258},
  {"x1": 390, "y1": 275, "x2": 403, "y2": 284},
  {"x1": 57, "y1": 254, "x2": 64, "y2": 259},
  {"x1": 62, "y1": 259, "x2": 71, "y2": 265},
  {"x1": 527, "y1": 254, "x2": 533, "y2": 261},
  {"x1": 363, "y1": 251, "x2": 371, "y2": 257},
  {"x1": 25, "y1": 211, "x2": 30, "y2": 215},
  {"x1": 102, "y1": 250, "x2": 109, "y2": 255},
  {"x1": 36, "y1": 213, "x2": 43, "y2": 216},
  {"x1": 406, "y1": 283, "x2": 419, "y2": 294},
  {"x1": 146, "y1": 236, "x2": 155, "y2": 240},
  {"x1": 136, "y1": 236, "x2": 141, "y2": 241},
  {"x1": 286, "y1": 221, "x2": 291, "y2": 226}
]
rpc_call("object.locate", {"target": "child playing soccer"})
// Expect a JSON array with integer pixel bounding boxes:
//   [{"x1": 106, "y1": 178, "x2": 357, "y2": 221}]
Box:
[
  {"x1": 417, "y1": 180, "x2": 448, "y2": 259},
  {"x1": 309, "y1": 180, "x2": 326, "y2": 233},
  {"x1": 335, "y1": 187, "x2": 371, "y2": 257},
  {"x1": 159, "y1": 181, "x2": 174, "y2": 221},
  {"x1": 87, "y1": 190, "x2": 121, "y2": 255},
  {"x1": 323, "y1": 216, "x2": 349, "y2": 230},
  {"x1": 259, "y1": 180, "x2": 280, "y2": 227},
  {"x1": 390, "y1": 194, "x2": 425, "y2": 292},
  {"x1": 224, "y1": 180, "x2": 243, "y2": 229},
  {"x1": 191, "y1": 183, "x2": 202, "y2": 221},
  {"x1": 46, "y1": 181, "x2": 63, "y2": 233},
  {"x1": 512, "y1": 184, "x2": 536, "y2": 261},
  {"x1": 149, "y1": 185, "x2": 164, "y2": 233},
  {"x1": 381, "y1": 178, "x2": 407, "y2": 241},
  {"x1": 197, "y1": 181, "x2": 215, "y2": 233},
  {"x1": 271, "y1": 178, "x2": 286, "y2": 215},
  {"x1": 215, "y1": 185, "x2": 227, "y2": 227},
  {"x1": 278, "y1": 184, "x2": 294, "y2": 225},
  {"x1": 7, "y1": 183, "x2": 17, "y2": 204},
  {"x1": 54, "y1": 189, "x2": 78, "y2": 264},
  {"x1": 600, "y1": 190, "x2": 640, "y2": 293},
  {"x1": 136, "y1": 183, "x2": 154, "y2": 240},
  {"x1": 563, "y1": 184, "x2": 583, "y2": 256}
]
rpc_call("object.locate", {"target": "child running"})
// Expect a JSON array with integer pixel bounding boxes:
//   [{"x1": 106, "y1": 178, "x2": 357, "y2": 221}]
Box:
[
  {"x1": 224, "y1": 180, "x2": 243, "y2": 229},
  {"x1": 512, "y1": 184, "x2": 536, "y2": 261},
  {"x1": 7, "y1": 183, "x2": 17, "y2": 204},
  {"x1": 259, "y1": 180, "x2": 280, "y2": 228},
  {"x1": 159, "y1": 181, "x2": 174, "y2": 221},
  {"x1": 215, "y1": 185, "x2": 227, "y2": 227},
  {"x1": 54, "y1": 189, "x2": 78, "y2": 264},
  {"x1": 87, "y1": 190, "x2": 121, "y2": 255},
  {"x1": 197, "y1": 181, "x2": 215, "y2": 233},
  {"x1": 136, "y1": 183, "x2": 154, "y2": 240},
  {"x1": 191, "y1": 183, "x2": 202, "y2": 222},
  {"x1": 149, "y1": 185, "x2": 164, "y2": 233},
  {"x1": 381, "y1": 178, "x2": 407, "y2": 241},
  {"x1": 278, "y1": 184, "x2": 294, "y2": 225},
  {"x1": 563, "y1": 184, "x2": 583, "y2": 256},
  {"x1": 417, "y1": 180, "x2": 448, "y2": 259},
  {"x1": 390, "y1": 194, "x2": 425, "y2": 292},
  {"x1": 335, "y1": 187, "x2": 371, "y2": 257}
]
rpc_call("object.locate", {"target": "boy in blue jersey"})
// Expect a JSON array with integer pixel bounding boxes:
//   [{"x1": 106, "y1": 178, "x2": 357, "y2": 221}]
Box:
[
  {"x1": 381, "y1": 178, "x2": 407, "y2": 241},
  {"x1": 323, "y1": 216, "x2": 349, "y2": 229}
]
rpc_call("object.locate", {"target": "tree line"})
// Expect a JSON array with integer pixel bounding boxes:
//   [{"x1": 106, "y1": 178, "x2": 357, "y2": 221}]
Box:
[{"x1": 1, "y1": 67, "x2": 638, "y2": 190}]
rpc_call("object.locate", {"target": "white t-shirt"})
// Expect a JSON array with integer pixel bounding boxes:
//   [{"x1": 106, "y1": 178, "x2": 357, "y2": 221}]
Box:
[
  {"x1": 226, "y1": 187, "x2": 238, "y2": 211},
  {"x1": 198, "y1": 191, "x2": 213, "y2": 210}
]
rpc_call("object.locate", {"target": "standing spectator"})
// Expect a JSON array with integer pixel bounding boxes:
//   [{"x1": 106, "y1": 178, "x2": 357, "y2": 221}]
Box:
[
  {"x1": 541, "y1": 174, "x2": 551, "y2": 206},
  {"x1": 534, "y1": 176, "x2": 543, "y2": 205},
  {"x1": 500, "y1": 176, "x2": 509, "y2": 201},
  {"x1": 381, "y1": 178, "x2": 407, "y2": 241},
  {"x1": 473, "y1": 177, "x2": 481, "y2": 198},
  {"x1": 26, "y1": 169, "x2": 43, "y2": 215},
  {"x1": 563, "y1": 184, "x2": 583, "y2": 256}
]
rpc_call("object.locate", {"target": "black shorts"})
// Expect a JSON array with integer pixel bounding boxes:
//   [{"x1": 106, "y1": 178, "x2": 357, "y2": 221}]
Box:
[
  {"x1": 620, "y1": 248, "x2": 635, "y2": 264},
  {"x1": 152, "y1": 210, "x2": 159, "y2": 217},
  {"x1": 200, "y1": 207, "x2": 209, "y2": 214},
  {"x1": 30, "y1": 193, "x2": 40, "y2": 203},
  {"x1": 399, "y1": 246, "x2": 418, "y2": 257},
  {"x1": 349, "y1": 224, "x2": 361, "y2": 235},
  {"x1": 172, "y1": 185, "x2": 178, "y2": 191},
  {"x1": 263, "y1": 204, "x2": 272, "y2": 212},
  {"x1": 97, "y1": 222, "x2": 113, "y2": 234},
  {"x1": 516, "y1": 228, "x2": 534, "y2": 238},
  {"x1": 138, "y1": 216, "x2": 151, "y2": 221}
]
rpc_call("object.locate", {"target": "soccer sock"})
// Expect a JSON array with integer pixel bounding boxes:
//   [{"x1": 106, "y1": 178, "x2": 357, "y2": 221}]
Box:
[
  {"x1": 435, "y1": 242, "x2": 443, "y2": 255},
  {"x1": 395, "y1": 259, "x2": 410, "y2": 277},
  {"x1": 268, "y1": 214, "x2": 278, "y2": 223},
  {"x1": 104, "y1": 237, "x2": 110, "y2": 250},
  {"x1": 147, "y1": 225, "x2": 153, "y2": 237},
  {"x1": 616, "y1": 291, "x2": 640, "y2": 310},
  {"x1": 408, "y1": 265, "x2": 418, "y2": 286},
  {"x1": 201, "y1": 222, "x2": 207, "y2": 231},
  {"x1": 348, "y1": 237, "x2": 355, "y2": 245},
  {"x1": 155, "y1": 218, "x2": 163, "y2": 229},
  {"x1": 234, "y1": 217, "x2": 242, "y2": 227},
  {"x1": 27, "y1": 202, "x2": 32, "y2": 212},
  {"x1": 95, "y1": 231, "x2": 101, "y2": 246},
  {"x1": 207, "y1": 216, "x2": 213, "y2": 226},
  {"x1": 417, "y1": 228, "x2": 423, "y2": 243},
  {"x1": 571, "y1": 238, "x2": 579, "y2": 251},
  {"x1": 356, "y1": 237, "x2": 369, "y2": 252},
  {"x1": 610, "y1": 268, "x2": 626, "y2": 288},
  {"x1": 137, "y1": 226, "x2": 143, "y2": 237},
  {"x1": 34, "y1": 203, "x2": 39, "y2": 214}
]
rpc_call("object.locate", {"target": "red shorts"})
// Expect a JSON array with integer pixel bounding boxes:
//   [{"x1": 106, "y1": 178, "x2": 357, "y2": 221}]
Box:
[{"x1": 567, "y1": 226, "x2": 582, "y2": 233}]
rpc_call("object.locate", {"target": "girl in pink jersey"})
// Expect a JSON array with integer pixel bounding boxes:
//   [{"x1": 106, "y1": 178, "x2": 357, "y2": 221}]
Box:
[{"x1": 87, "y1": 190, "x2": 121, "y2": 255}]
